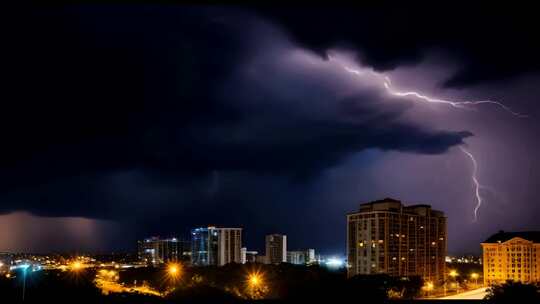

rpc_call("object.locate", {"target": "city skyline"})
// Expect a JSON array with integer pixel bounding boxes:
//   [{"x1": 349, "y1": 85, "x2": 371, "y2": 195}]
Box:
[
  {"x1": 1, "y1": 3, "x2": 540, "y2": 256},
  {"x1": 0, "y1": 195, "x2": 529, "y2": 256}
]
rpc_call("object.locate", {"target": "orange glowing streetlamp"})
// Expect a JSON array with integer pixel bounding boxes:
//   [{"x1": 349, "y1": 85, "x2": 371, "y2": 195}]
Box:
[
  {"x1": 471, "y1": 273, "x2": 479, "y2": 287},
  {"x1": 422, "y1": 281, "x2": 434, "y2": 297},
  {"x1": 245, "y1": 270, "x2": 268, "y2": 300},
  {"x1": 166, "y1": 262, "x2": 182, "y2": 282},
  {"x1": 71, "y1": 261, "x2": 83, "y2": 271},
  {"x1": 448, "y1": 270, "x2": 459, "y2": 293},
  {"x1": 248, "y1": 273, "x2": 261, "y2": 287}
]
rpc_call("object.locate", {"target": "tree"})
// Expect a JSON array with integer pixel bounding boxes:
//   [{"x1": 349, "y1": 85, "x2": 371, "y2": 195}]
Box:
[{"x1": 485, "y1": 280, "x2": 540, "y2": 302}]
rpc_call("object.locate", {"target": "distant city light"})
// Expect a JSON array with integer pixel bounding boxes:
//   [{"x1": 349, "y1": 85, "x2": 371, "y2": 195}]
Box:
[
  {"x1": 325, "y1": 257, "x2": 344, "y2": 268},
  {"x1": 422, "y1": 281, "x2": 434, "y2": 292},
  {"x1": 72, "y1": 262, "x2": 83, "y2": 270}
]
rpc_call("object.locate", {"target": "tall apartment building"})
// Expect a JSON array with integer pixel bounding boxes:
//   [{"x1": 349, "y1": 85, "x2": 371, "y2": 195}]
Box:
[
  {"x1": 481, "y1": 231, "x2": 540, "y2": 285},
  {"x1": 266, "y1": 234, "x2": 287, "y2": 264},
  {"x1": 217, "y1": 228, "x2": 242, "y2": 265},
  {"x1": 347, "y1": 198, "x2": 447, "y2": 284},
  {"x1": 191, "y1": 226, "x2": 242, "y2": 266},
  {"x1": 137, "y1": 237, "x2": 189, "y2": 265}
]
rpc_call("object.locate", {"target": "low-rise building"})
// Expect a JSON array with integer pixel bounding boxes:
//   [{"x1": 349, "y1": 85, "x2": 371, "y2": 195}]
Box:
[
  {"x1": 137, "y1": 237, "x2": 188, "y2": 265},
  {"x1": 481, "y1": 231, "x2": 540, "y2": 285}
]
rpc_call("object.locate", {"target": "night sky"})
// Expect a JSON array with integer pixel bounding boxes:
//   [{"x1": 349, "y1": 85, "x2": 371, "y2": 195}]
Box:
[{"x1": 1, "y1": 3, "x2": 540, "y2": 255}]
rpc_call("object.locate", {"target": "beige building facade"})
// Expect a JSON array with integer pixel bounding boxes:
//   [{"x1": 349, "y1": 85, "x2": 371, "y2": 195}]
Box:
[{"x1": 481, "y1": 231, "x2": 540, "y2": 285}]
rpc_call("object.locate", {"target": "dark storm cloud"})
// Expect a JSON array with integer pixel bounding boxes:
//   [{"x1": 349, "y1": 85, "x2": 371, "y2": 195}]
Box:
[
  {"x1": 252, "y1": 3, "x2": 540, "y2": 88},
  {"x1": 0, "y1": 5, "x2": 474, "y2": 251}
]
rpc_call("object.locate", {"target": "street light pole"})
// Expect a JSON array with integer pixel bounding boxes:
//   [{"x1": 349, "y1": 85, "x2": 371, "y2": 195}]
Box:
[
  {"x1": 471, "y1": 273, "x2": 479, "y2": 288},
  {"x1": 449, "y1": 270, "x2": 459, "y2": 294},
  {"x1": 443, "y1": 282, "x2": 447, "y2": 297}
]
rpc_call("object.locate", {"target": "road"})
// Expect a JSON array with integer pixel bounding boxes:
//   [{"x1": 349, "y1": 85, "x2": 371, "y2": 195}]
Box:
[
  {"x1": 438, "y1": 287, "x2": 488, "y2": 300},
  {"x1": 95, "y1": 277, "x2": 162, "y2": 297}
]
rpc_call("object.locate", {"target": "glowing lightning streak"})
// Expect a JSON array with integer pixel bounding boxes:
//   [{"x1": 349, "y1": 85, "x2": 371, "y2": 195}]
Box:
[
  {"x1": 330, "y1": 55, "x2": 527, "y2": 221},
  {"x1": 337, "y1": 59, "x2": 527, "y2": 118},
  {"x1": 459, "y1": 146, "x2": 483, "y2": 222}
]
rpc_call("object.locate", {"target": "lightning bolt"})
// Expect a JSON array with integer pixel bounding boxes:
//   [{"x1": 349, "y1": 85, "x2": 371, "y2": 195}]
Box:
[
  {"x1": 328, "y1": 54, "x2": 526, "y2": 221},
  {"x1": 334, "y1": 57, "x2": 527, "y2": 118},
  {"x1": 459, "y1": 146, "x2": 483, "y2": 222}
]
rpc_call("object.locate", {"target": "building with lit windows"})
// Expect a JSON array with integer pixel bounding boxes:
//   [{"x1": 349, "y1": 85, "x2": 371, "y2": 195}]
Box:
[
  {"x1": 137, "y1": 237, "x2": 188, "y2": 265},
  {"x1": 191, "y1": 226, "x2": 242, "y2": 266},
  {"x1": 216, "y1": 228, "x2": 242, "y2": 265},
  {"x1": 265, "y1": 234, "x2": 287, "y2": 264},
  {"x1": 481, "y1": 231, "x2": 540, "y2": 285},
  {"x1": 241, "y1": 248, "x2": 258, "y2": 264},
  {"x1": 347, "y1": 198, "x2": 447, "y2": 284},
  {"x1": 287, "y1": 249, "x2": 316, "y2": 265}
]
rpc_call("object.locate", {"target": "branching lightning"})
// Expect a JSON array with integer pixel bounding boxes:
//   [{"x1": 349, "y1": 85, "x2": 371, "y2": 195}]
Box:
[
  {"x1": 334, "y1": 57, "x2": 527, "y2": 118},
  {"x1": 328, "y1": 54, "x2": 527, "y2": 221}
]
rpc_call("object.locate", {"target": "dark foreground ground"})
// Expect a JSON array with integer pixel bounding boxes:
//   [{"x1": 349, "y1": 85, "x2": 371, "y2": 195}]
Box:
[{"x1": 1, "y1": 263, "x2": 538, "y2": 303}]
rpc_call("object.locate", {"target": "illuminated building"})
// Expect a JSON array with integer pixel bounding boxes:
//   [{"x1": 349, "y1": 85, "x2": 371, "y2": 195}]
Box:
[
  {"x1": 255, "y1": 255, "x2": 267, "y2": 264},
  {"x1": 347, "y1": 198, "x2": 447, "y2": 284},
  {"x1": 137, "y1": 237, "x2": 188, "y2": 265},
  {"x1": 216, "y1": 228, "x2": 242, "y2": 265},
  {"x1": 241, "y1": 248, "x2": 258, "y2": 264},
  {"x1": 287, "y1": 251, "x2": 304, "y2": 265},
  {"x1": 265, "y1": 234, "x2": 287, "y2": 264},
  {"x1": 191, "y1": 227, "x2": 218, "y2": 266},
  {"x1": 287, "y1": 249, "x2": 316, "y2": 265},
  {"x1": 481, "y1": 231, "x2": 540, "y2": 285},
  {"x1": 191, "y1": 226, "x2": 242, "y2": 266},
  {"x1": 307, "y1": 249, "x2": 316, "y2": 264}
]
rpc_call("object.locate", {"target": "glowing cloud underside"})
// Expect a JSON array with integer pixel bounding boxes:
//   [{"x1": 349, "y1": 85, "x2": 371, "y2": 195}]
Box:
[{"x1": 328, "y1": 55, "x2": 526, "y2": 221}]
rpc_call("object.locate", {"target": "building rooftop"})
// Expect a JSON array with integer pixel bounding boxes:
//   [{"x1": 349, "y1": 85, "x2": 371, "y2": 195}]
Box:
[
  {"x1": 352, "y1": 198, "x2": 444, "y2": 217},
  {"x1": 359, "y1": 197, "x2": 401, "y2": 206},
  {"x1": 483, "y1": 231, "x2": 540, "y2": 243}
]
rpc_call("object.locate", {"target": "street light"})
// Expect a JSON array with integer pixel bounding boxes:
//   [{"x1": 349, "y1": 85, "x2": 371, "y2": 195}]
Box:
[
  {"x1": 471, "y1": 273, "x2": 479, "y2": 287},
  {"x1": 166, "y1": 263, "x2": 181, "y2": 282},
  {"x1": 449, "y1": 270, "x2": 459, "y2": 294},
  {"x1": 246, "y1": 271, "x2": 267, "y2": 300},
  {"x1": 422, "y1": 281, "x2": 434, "y2": 297},
  {"x1": 248, "y1": 273, "x2": 261, "y2": 287},
  {"x1": 71, "y1": 261, "x2": 83, "y2": 271}
]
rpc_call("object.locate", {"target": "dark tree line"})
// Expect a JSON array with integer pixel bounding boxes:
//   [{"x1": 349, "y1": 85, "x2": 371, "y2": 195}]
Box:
[{"x1": 3, "y1": 264, "x2": 539, "y2": 302}]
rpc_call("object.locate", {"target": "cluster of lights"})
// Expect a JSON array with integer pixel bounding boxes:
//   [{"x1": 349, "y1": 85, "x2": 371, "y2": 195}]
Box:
[
  {"x1": 71, "y1": 261, "x2": 83, "y2": 271},
  {"x1": 423, "y1": 281, "x2": 434, "y2": 291},
  {"x1": 325, "y1": 257, "x2": 344, "y2": 268},
  {"x1": 98, "y1": 269, "x2": 119, "y2": 280}
]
